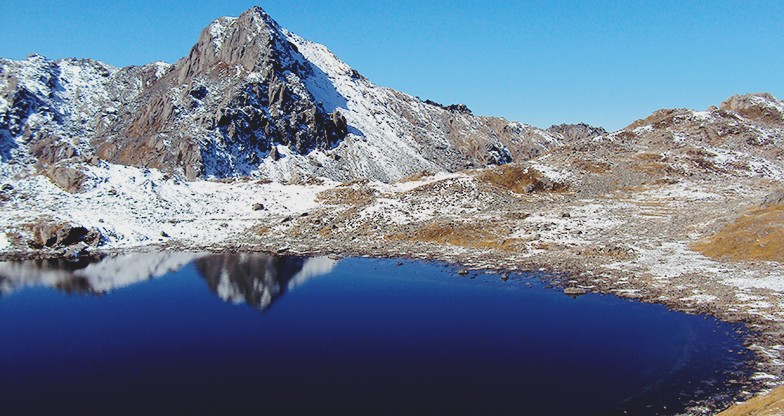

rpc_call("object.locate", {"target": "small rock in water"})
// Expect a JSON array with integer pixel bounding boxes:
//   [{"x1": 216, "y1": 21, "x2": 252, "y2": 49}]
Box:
[
  {"x1": 501, "y1": 273, "x2": 509, "y2": 281},
  {"x1": 458, "y1": 269, "x2": 469, "y2": 276},
  {"x1": 564, "y1": 287, "x2": 587, "y2": 297}
]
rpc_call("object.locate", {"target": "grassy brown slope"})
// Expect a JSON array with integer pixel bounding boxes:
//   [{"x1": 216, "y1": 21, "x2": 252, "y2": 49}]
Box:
[
  {"x1": 692, "y1": 204, "x2": 784, "y2": 262},
  {"x1": 718, "y1": 386, "x2": 784, "y2": 416}
]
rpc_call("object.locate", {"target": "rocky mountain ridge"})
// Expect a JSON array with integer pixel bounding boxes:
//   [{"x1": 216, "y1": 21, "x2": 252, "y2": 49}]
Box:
[{"x1": 0, "y1": 6, "x2": 591, "y2": 184}]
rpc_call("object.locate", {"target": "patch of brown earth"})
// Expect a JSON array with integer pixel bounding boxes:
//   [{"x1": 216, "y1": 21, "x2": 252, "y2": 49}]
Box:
[{"x1": 692, "y1": 204, "x2": 784, "y2": 262}]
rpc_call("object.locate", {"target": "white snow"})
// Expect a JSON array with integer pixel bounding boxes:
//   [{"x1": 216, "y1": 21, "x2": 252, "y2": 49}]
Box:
[
  {"x1": 529, "y1": 160, "x2": 573, "y2": 183},
  {"x1": 208, "y1": 16, "x2": 236, "y2": 51}
]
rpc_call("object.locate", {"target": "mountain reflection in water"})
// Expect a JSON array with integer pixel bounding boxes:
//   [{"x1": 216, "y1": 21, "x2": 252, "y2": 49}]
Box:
[
  {"x1": 0, "y1": 252, "x2": 337, "y2": 310},
  {"x1": 196, "y1": 253, "x2": 337, "y2": 310}
]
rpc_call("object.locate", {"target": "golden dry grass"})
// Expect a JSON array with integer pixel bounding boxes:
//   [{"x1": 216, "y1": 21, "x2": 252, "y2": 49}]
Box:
[
  {"x1": 316, "y1": 186, "x2": 376, "y2": 206},
  {"x1": 631, "y1": 161, "x2": 670, "y2": 176},
  {"x1": 692, "y1": 204, "x2": 784, "y2": 263},
  {"x1": 573, "y1": 159, "x2": 612, "y2": 174},
  {"x1": 635, "y1": 152, "x2": 664, "y2": 162},
  {"x1": 717, "y1": 386, "x2": 784, "y2": 416},
  {"x1": 387, "y1": 221, "x2": 527, "y2": 252},
  {"x1": 476, "y1": 164, "x2": 566, "y2": 194},
  {"x1": 399, "y1": 170, "x2": 436, "y2": 183}
]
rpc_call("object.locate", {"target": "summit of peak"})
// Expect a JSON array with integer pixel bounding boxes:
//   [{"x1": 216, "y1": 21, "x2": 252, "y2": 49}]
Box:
[{"x1": 235, "y1": 5, "x2": 282, "y2": 30}]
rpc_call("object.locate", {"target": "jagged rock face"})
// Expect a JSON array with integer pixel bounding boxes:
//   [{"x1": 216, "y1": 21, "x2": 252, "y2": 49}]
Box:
[
  {"x1": 0, "y1": 6, "x2": 563, "y2": 183},
  {"x1": 546, "y1": 123, "x2": 607, "y2": 143},
  {"x1": 0, "y1": 54, "x2": 163, "y2": 170},
  {"x1": 94, "y1": 8, "x2": 348, "y2": 179}
]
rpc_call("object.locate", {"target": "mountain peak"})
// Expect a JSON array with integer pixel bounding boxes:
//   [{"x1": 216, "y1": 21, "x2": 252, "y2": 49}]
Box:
[
  {"x1": 235, "y1": 5, "x2": 284, "y2": 33},
  {"x1": 1, "y1": 6, "x2": 562, "y2": 183}
]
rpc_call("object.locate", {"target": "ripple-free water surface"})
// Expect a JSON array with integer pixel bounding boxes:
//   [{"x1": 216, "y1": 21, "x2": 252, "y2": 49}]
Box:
[{"x1": 0, "y1": 253, "x2": 751, "y2": 415}]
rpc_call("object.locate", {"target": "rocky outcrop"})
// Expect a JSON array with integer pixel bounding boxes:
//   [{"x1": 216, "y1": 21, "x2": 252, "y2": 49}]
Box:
[
  {"x1": 546, "y1": 123, "x2": 607, "y2": 142},
  {"x1": 43, "y1": 163, "x2": 87, "y2": 192},
  {"x1": 720, "y1": 93, "x2": 784, "y2": 126},
  {"x1": 27, "y1": 221, "x2": 102, "y2": 249}
]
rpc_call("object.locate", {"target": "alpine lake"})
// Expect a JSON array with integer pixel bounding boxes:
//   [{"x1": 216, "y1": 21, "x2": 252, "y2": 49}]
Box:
[{"x1": 0, "y1": 253, "x2": 753, "y2": 415}]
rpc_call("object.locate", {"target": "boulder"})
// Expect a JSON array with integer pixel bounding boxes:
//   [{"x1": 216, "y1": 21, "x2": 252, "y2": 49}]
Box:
[
  {"x1": 30, "y1": 221, "x2": 102, "y2": 249},
  {"x1": 564, "y1": 287, "x2": 587, "y2": 297},
  {"x1": 44, "y1": 164, "x2": 87, "y2": 193}
]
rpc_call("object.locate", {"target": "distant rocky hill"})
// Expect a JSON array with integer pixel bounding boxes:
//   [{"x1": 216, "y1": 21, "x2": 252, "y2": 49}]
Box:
[
  {"x1": 546, "y1": 123, "x2": 607, "y2": 143},
  {"x1": 0, "y1": 6, "x2": 585, "y2": 184},
  {"x1": 537, "y1": 92, "x2": 784, "y2": 196}
]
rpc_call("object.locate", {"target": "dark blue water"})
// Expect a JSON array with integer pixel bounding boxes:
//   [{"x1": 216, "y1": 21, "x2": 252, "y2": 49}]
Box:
[{"x1": 0, "y1": 253, "x2": 751, "y2": 415}]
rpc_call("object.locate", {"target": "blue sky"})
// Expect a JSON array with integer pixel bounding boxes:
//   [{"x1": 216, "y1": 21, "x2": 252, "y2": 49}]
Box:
[{"x1": 1, "y1": 0, "x2": 782, "y2": 131}]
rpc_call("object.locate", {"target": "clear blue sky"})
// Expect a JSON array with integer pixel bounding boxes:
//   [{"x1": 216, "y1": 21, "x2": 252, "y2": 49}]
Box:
[{"x1": 1, "y1": 0, "x2": 782, "y2": 131}]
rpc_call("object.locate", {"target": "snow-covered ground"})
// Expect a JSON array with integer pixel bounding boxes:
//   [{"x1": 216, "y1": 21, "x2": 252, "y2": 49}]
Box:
[{"x1": 1, "y1": 161, "x2": 333, "y2": 250}]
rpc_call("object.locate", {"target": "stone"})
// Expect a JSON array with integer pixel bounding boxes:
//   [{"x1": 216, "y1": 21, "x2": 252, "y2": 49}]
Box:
[
  {"x1": 252, "y1": 203, "x2": 265, "y2": 211},
  {"x1": 564, "y1": 287, "x2": 587, "y2": 297},
  {"x1": 44, "y1": 164, "x2": 87, "y2": 193}
]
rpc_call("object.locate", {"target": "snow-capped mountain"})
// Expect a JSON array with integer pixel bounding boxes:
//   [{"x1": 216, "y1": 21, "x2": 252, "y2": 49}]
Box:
[{"x1": 0, "y1": 6, "x2": 565, "y2": 184}]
